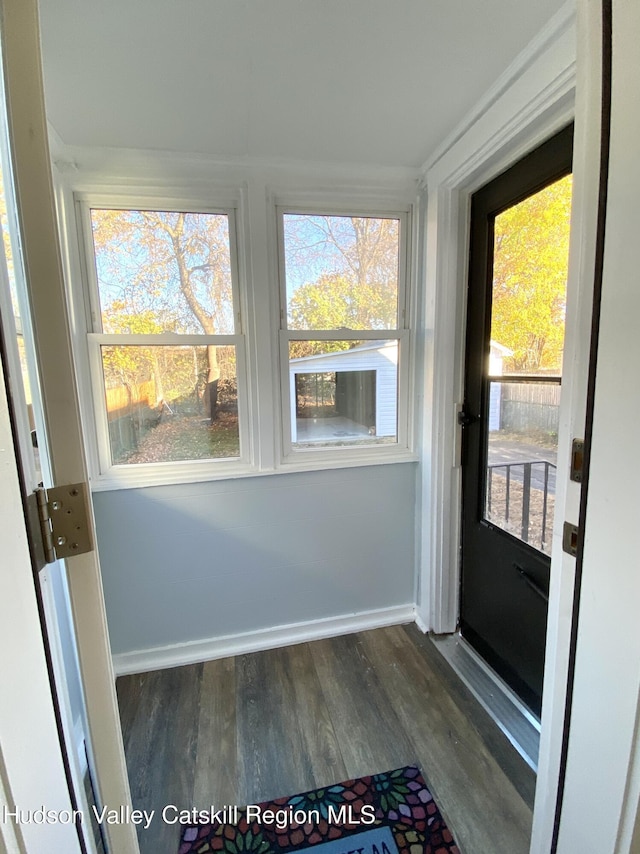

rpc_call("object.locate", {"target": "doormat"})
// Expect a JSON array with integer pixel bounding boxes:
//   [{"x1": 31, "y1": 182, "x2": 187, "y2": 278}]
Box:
[{"x1": 178, "y1": 766, "x2": 460, "y2": 854}]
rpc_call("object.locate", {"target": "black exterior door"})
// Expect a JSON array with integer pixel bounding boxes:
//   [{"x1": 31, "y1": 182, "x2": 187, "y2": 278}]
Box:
[{"x1": 460, "y1": 125, "x2": 573, "y2": 716}]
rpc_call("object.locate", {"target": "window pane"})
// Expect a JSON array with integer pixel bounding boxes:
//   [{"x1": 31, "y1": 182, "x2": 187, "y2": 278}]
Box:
[
  {"x1": 90, "y1": 210, "x2": 235, "y2": 335},
  {"x1": 283, "y1": 214, "x2": 399, "y2": 330},
  {"x1": 485, "y1": 380, "x2": 559, "y2": 554},
  {"x1": 490, "y1": 174, "x2": 572, "y2": 377},
  {"x1": 483, "y1": 173, "x2": 571, "y2": 555},
  {"x1": 289, "y1": 340, "x2": 397, "y2": 447},
  {"x1": 101, "y1": 345, "x2": 239, "y2": 464}
]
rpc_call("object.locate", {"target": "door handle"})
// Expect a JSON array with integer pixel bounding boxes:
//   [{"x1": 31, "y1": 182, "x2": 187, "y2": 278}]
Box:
[
  {"x1": 457, "y1": 409, "x2": 478, "y2": 427},
  {"x1": 514, "y1": 563, "x2": 549, "y2": 603}
]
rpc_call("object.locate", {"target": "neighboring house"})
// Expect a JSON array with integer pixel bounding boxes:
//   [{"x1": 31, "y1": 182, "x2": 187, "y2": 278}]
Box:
[
  {"x1": 489, "y1": 339, "x2": 512, "y2": 376},
  {"x1": 488, "y1": 340, "x2": 512, "y2": 431},
  {"x1": 289, "y1": 340, "x2": 397, "y2": 442}
]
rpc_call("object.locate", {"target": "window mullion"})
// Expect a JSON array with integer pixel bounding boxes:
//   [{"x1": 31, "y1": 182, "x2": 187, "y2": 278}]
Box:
[
  {"x1": 283, "y1": 329, "x2": 402, "y2": 343},
  {"x1": 89, "y1": 333, "x2": 242, "y2": 347}
]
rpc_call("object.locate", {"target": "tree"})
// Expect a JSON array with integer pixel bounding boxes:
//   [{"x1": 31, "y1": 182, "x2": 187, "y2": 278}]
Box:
[
  {"x1": 284, "y1": 215, "x2": 399, "y2": 331},
  {"x1": 491, "y1": 174, "x2": 572, "y2": 373},
  {"x1": 283, "y1": 214, "x2": 399, "y2": 359},
  {"x1": 100, "y1": 303, "x2": 167, "y2": 402},
  {"x1": 91, "y1": 210, "x2": 234, "y2": 417},
  {"x1": 289, "y1": 273, "x2": 397, "y2": 331}
]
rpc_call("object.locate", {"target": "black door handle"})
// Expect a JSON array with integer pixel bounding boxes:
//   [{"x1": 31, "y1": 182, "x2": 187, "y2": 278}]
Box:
[
  {"x1": 457, "y1": 409, "x2": 478, "y2": 427},
  {"x1": 514, "y1": 563, "x2": 549, "y2": 603}
]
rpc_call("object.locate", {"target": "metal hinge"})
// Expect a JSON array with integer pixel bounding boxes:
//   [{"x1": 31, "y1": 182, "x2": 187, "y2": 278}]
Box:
[{"x1": 35, "y1": 482, "x2": 93, "y2": 564}]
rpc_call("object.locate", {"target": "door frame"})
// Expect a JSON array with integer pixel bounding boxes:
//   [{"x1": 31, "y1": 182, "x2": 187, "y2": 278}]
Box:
[
  {"x1": 416, "y1": 2, "x2": 604, "y2": 851},
  {"x1": 416, "y1": 3, "x2": 578, "y2": 637},
  {"x1": 459, "y1": 124, "x2": 573, "y2": 718},
  {"x1": 1, "y1": 1, "x2": 139, "y2": 851}
]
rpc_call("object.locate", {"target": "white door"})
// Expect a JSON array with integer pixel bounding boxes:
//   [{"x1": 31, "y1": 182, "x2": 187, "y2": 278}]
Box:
[
  {"x1": 0, "y1": 56, "x2": 105, "y2": 854},
  {"x1": 0, "y1": 336, "x2": 83, "y2": 854},
  {"x1": 0, "y1": 1, "x2": 138, "y2": 852}
]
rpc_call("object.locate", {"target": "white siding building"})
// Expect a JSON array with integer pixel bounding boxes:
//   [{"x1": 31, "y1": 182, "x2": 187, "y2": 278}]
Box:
[
  {"x1": 289, "y1": 340, "x2": 398, "y2": 443},
  {"x1": 488, "y1": 340, "x2": 512, "y2": 431}
]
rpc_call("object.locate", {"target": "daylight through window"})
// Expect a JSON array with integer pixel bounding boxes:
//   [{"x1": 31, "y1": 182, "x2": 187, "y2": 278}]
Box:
[
  {"x1": 87, "y1": 209, "x2": 243, "y2": 468},
  {"x1": 280, "y1": 213, "x2": 406, "y2": 452}
]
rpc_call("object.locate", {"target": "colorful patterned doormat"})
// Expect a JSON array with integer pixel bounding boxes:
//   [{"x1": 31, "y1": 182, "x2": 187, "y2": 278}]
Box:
[{"x1": 178, "y1": 766, "x2": 460, "y2": 854}]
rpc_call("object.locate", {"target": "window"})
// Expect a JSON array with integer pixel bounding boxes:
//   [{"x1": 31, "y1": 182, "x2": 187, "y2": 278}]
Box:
[
  {"x1": 279, "y1": 211, "x2": 409, "y2": 457},
  {"x1": 77, "y1": 196, "x2": 414, "y2": 487},
  {"x1": 81, "y1": 206, "x2": 247, "y2": 477}
]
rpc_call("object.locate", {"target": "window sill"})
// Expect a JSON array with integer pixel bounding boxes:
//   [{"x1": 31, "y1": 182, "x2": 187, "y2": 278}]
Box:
[
  {"x1": 89, "y1": 449, "x2": 418, "y2": 492},
  {"x1": 279, "y1": 444, "x2": 417, "y2": 471}
]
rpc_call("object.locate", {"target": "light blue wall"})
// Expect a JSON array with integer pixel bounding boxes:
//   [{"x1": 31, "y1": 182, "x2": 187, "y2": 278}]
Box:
[{"x1": 92, "y1": 463, "x2": 417, "y2": 656}]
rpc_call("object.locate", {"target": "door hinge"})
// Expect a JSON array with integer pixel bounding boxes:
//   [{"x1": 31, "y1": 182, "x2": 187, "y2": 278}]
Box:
[
  {"x1": 35, "y1": 482, "x2": 93, "y2": 564},
  {"x1": 570, "y1": 438, "x2": 585, "y2": 483}
]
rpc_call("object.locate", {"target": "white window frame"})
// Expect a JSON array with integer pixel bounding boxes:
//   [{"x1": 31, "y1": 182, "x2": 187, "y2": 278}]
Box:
[
  {"x1": 276, "y1": 205, "x2": 413, "y2": 467},
  {"x1": 75, "y1": 193, "x2": 253, "y2": 489}
]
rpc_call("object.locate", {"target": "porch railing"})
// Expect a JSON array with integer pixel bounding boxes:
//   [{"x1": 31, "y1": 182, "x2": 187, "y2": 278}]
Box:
[{"x1": 487, "y1": 459, "x2": 556, "y2": 553}]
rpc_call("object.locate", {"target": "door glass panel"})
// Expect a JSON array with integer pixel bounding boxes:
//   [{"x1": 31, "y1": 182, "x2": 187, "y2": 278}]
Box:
[
  {"x1": 484, "y1": 174, "x2": 572, "y2": 553},
  {"x1": 487, "y1": 380, "x2": 558, "y2": 554}
]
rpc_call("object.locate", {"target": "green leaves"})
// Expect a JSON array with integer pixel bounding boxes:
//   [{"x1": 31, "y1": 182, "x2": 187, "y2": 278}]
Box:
[
  {"x1": 289, "y1": 274, "x2": 397, "y2": 332},
  {"x1": 284, "y1": 214, "x2": 399, "y2": 332}
]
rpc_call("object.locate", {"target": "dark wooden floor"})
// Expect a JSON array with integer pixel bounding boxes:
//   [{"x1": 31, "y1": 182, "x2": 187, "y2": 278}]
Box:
[{"x1": 116, "y1": 625, "x2": 535, "y2": 854}]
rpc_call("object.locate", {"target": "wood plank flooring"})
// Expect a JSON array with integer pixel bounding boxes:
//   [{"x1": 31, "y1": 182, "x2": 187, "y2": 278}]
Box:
[{"x1": 116, "y1": 625, "x2": 535, "y2": 854}]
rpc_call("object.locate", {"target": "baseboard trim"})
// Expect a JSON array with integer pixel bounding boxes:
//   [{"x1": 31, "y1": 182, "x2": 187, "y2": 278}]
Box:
[
  {"x1": 414, "y1": 612, "x2": 429, "y2": 635},
  {"x1": 112, "y1": 604, "x2": 416, "y2": 677}
]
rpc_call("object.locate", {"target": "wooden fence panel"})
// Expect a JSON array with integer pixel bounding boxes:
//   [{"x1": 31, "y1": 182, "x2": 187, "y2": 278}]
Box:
[
  {"x1": 105, "y1": 378, "x2": 156, "y2": 420},
  {"x1": 500, "y1": 382, "x2": 560, "y2": 434}
]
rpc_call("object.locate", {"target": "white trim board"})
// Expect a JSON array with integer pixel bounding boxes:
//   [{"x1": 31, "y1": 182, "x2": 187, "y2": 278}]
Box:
[
  {"x1": 112, "y1": 604, "x2": 415, "y2": 677},
  {"x1": 414, "y1": 8, "x2": 587, "y2": 854},
  {"x1": 416, "y1": 9, "x2": 576, "y2": 636},
  {"x1": 420, "y1": 0, "x2": 576, "y2": 177}
]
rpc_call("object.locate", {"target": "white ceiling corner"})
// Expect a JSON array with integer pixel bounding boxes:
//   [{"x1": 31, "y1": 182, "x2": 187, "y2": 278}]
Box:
[{"x1": 37, "y1": 0, "x2": 570, "y2": 169}]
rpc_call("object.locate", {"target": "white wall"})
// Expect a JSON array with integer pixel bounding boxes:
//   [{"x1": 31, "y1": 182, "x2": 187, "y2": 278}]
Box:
[
  {"x1": 94, "y1": 463, "x2": 416, "y2": 669},
  {"x1": 51, "y1": 149, "x2": 419, "y2": 669},
  {"x1": 557, "y1": 0, "x2": 640, "y2": 849}
]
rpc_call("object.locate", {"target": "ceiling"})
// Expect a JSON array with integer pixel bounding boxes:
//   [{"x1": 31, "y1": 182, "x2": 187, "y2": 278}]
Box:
[{"x1": 37, "y1": 0, "x2": 569, "y2": 170}]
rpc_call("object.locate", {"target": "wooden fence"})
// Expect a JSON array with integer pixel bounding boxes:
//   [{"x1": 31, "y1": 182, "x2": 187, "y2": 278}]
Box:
[
  {"x1": 500, "y1": 382, "x2": 560, "y2": 434},
  {"x1": 105, "y1": 378, "x2": 156, "y2": 420},
  {"x1": 105, "y1": 378, "x2": 158, "y2": 463}
]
